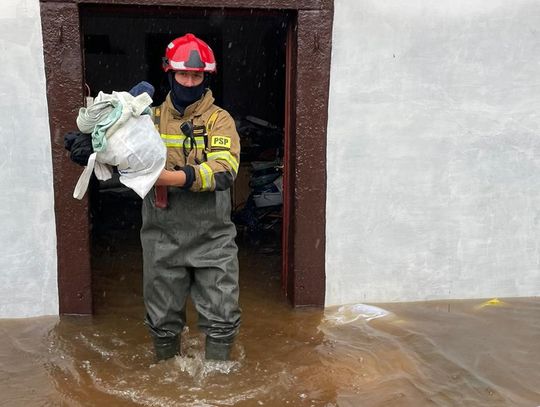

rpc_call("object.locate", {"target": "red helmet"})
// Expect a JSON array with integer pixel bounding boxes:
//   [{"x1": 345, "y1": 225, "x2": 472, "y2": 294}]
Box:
[{"x1": 162, "y1": 33, "x2": 216, "y2": 73}]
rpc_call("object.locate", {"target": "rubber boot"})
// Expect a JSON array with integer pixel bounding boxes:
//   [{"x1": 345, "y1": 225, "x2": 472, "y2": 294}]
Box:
[
  {"x1": 153, "y1": 335, "x2": 180, "y2": 362},
  {"x1": 205, "y1": 337, "x2": 232, "y2": 361}
]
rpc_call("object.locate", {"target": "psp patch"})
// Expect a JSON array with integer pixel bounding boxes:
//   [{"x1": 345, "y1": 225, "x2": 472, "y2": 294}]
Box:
[{"x1": 210, "y1": 135, "x2": 231, "y2": 149}]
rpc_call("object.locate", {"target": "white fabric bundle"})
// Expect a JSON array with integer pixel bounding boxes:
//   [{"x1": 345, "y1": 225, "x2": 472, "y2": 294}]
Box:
[{"x1": 73, "y1": 91, "x2": 166, "y2": 199}]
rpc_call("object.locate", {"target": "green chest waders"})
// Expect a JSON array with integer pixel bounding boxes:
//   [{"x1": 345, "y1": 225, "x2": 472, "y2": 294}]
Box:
[{"x1": 141, "y1": 187, "x2": 241, "y2": 361}]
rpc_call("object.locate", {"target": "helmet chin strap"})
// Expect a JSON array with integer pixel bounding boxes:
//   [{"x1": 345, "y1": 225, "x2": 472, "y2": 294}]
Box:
[{"x1": 168, "y1": 72, "x2": 208, "y2": 114}]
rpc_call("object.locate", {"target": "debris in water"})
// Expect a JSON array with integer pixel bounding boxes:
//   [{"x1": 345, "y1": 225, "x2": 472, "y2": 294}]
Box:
[{"x1": 476, "y1": 298, "x2": 507, "y2": 310}]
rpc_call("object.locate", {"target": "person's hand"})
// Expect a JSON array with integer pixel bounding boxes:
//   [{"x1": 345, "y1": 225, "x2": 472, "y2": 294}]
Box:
[{"x1": 64, "y1": 131, "x2": 93, "y2": 166}]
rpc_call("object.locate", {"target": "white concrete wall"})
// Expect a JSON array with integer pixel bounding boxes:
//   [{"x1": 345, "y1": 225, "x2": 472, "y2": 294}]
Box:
[
  {"x1": 326, "y1": 0, "x2": 540, "y2": 305},
  {"x1": 0, "y1": 0, "x2": 58, "y2": 317}
]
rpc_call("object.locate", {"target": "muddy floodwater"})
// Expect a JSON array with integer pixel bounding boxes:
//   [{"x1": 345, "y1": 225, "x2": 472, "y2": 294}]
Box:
[{"x1": 1, "y1": 223, "x2": 539, "y2": 406}]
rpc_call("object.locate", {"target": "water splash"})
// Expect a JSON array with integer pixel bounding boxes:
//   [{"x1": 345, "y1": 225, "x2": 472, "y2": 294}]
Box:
[{"x1": 324, "y1": 303, "x2": 392, "y2": 325}]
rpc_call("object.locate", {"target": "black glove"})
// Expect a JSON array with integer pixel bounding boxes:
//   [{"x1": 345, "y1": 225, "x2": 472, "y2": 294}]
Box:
[{"x1": 64, "y1": 131, "x2": 93, "y2": 166}]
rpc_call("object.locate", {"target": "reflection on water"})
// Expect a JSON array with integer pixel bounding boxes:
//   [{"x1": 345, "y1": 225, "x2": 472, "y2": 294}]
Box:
[{"x1": 1, "y1": 226, "x2": 539, "y2": 406}]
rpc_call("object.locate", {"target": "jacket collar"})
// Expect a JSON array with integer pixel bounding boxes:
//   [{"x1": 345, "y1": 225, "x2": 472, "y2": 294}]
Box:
[{"x1": 165, "y1": 89, "x2": 215, "y2": 119}]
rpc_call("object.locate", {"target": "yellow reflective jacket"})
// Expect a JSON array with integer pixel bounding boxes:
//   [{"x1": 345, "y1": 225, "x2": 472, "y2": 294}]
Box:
[{"x1": 154, "y1": 90, "x2": 240, "y2": 192}]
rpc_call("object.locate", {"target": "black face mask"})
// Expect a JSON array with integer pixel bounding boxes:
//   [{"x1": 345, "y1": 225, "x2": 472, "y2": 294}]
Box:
[{"x1": 168, "y1": 73, "x2": 206, "y2": 114}]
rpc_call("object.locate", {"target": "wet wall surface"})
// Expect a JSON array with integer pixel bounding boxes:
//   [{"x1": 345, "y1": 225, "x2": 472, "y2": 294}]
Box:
[
  {"x1": 1, "y1": 217, "x2": 539, "y2": 406},
  {"x1": 325, "y1": 0, "x2": 540, "y2": 305},
  {"x1": 1, "y1": 0, "x2": 59, "y2": 318}
]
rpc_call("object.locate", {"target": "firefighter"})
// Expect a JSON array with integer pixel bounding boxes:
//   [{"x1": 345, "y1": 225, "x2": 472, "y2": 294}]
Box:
[{"x1": 142, "y1": 33, "x2": 241, "y2": 361}]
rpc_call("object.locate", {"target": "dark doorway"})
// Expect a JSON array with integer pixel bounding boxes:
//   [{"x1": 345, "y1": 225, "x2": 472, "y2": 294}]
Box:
[
  {"x1": 40, "y1": 0, "x2": 331, "y2": 314},
  {"x1": 80, "y1": 5, "x2": 290, "y2": 310}
]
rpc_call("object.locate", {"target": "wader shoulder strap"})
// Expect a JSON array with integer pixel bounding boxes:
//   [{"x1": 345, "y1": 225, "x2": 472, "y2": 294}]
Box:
[{"x1": 151, "y1": 106, "x2": 167, "y2": 208}]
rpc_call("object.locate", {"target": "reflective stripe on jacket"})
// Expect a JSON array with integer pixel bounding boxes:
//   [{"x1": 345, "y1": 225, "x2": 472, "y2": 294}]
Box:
[{"x1": 155, "y1": 90, "x2": 240, "y2": 192}]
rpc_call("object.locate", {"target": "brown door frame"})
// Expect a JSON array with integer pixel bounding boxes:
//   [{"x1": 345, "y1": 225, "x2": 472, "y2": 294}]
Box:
[{"x1": 40, "y1": 0, "x2": 333, "y2": 313}]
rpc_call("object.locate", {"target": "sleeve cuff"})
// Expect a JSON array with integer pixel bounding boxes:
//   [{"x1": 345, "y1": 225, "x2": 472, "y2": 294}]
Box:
[{"x1": 180, "y1": 165, "x2": 195, "y2": 190}]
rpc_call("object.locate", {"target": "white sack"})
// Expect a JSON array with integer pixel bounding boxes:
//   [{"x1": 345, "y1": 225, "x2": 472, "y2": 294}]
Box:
[
  {"x1": 99, "y1": 114, "x2": 166, "y2": 198},
  {"x1": 74, "y1": 114, "x2": 165, "y2": 200}
]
